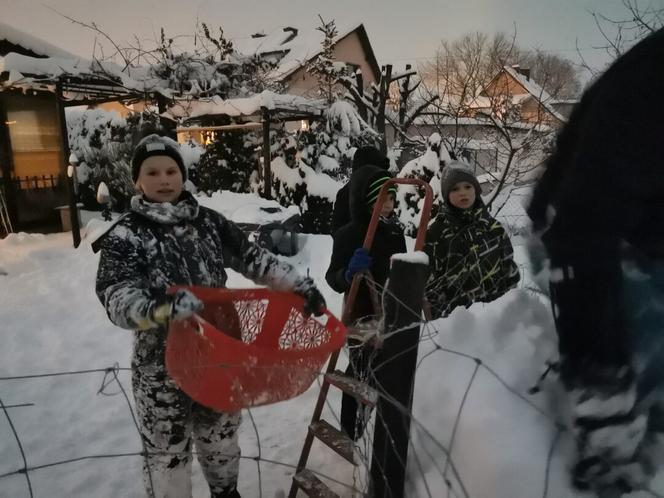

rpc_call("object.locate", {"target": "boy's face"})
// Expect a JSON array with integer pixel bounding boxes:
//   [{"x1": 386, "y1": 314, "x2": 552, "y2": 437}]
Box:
[
  {"x1": 380, "y1": 193, "x2": 395, "y2": 217},
  {"x1": 448, "y1": 181, "x2": 476, "y2": 210},
  {"x1": 136, "y1": 156, "x2": 183, "y2": 203}
]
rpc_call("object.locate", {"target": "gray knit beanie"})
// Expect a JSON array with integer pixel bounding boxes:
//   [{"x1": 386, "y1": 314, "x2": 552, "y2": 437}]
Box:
[{"x1": 440, "y1": 161, "x2": 481, "y2": 205}]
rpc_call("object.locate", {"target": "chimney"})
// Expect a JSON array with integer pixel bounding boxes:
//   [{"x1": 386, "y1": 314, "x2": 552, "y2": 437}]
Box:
[
  {"x1": 511, "y1": 64, "x2": 530, "y2": 81},
  {"x1": 282, "y1": 27, "x2": 298, "y2": 44}
]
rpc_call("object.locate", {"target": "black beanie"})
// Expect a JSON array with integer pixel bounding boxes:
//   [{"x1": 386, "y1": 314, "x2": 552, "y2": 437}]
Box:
[
  {"x1": 440, "y1": 161, "x2": 481, "y2": 205},
  {"x1": 365, "y1": 170, "x2": 396, "y2": 208},
  {"x1": 352, "y1": 145, "x2": 389, "y2": 172},
  {"x1": 131, "y1": 134, "x2": 186, "y2": 183}
]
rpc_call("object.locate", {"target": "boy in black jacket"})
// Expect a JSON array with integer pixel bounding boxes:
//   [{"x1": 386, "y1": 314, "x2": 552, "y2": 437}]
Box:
[
  {"x1": 326, "y1": 165, "x2": 406, "y2": 439},
  {"x1": 424, "y1": 161, "x2": 519, "y2": 318}
]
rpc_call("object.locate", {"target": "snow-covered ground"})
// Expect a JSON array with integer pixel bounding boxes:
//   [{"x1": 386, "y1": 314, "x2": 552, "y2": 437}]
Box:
[{"x1": 1, "y1": 190, "x2": 661, "y2": 498}]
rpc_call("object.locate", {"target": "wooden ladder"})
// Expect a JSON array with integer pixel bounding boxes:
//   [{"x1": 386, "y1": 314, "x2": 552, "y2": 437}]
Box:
[
  {"x1": 288, "y1": 178, "x2": 434, "y2": 498},
  {"x1": 288, "y1": 346, "x2": 379, "y2": 498}
]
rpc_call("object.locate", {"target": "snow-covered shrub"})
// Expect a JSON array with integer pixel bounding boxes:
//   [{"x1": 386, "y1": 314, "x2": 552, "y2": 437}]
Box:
[
  {"x1": 395, "y1": 133, "x2": 451, "y2": 236},
  {"x1": 67, "y1": 109, "x2": 159, "y2": 210},
  {"x1": 262, "y1": 100, "x2": 376, "y2": 233},
  {"x1": 192, "y1": 131, "x2": 259, "y2": 195},
  {"x1": 68, "y1": 108, "x2": 203, "y2": 210}
]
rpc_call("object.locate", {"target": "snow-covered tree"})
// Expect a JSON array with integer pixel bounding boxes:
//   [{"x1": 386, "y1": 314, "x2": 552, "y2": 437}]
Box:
[
  {"x1": 192, "y1": 131, "x2": 259, "y2": 195},
  {"x1": 305, "y1": 16, "x2": 352, "y2": 104},
  {"x1": 265, "y1": 101, "x2": 377, "y2": 233},
  {"x1": 395, "y1": 133, "x2": 451, "y2": 235}
]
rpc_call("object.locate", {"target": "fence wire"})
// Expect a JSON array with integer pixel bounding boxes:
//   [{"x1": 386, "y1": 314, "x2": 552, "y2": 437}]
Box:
[{"x1": 2, "y1": 280, "x2": 664, "y2": 498}]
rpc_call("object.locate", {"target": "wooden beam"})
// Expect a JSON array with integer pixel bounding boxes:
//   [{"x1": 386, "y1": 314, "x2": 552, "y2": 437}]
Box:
[
  {"x1": 55, "y1": 81, "x2": 81, "y2": 248},
  {"x1": 262, "y1": 110, "x2": 272, "y2": 200},
  {"x1": 0, "y1": 99, "x2": 18, "y2": 230},
  {"x1": 176, "y1": 123, "x2": 263, "y2": 133}
]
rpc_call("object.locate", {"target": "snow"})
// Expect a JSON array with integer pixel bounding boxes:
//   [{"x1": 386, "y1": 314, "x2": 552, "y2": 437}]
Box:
[
  {"x1": 163, "y1": 91, "x2": 326, "y2": 121},
  {"x1": 0, "y1": 22, "x2": 76, "y2": 59},
  {"x1": 391, "y1": 251, "x2": 429, "y2": 265},
  {"x1": 2, "y1": 190, "x2": 663, "y2": 498}
]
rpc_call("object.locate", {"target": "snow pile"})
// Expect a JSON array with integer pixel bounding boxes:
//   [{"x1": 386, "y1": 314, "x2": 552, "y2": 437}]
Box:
[{"x1": 2, "y1": 190, "x2": 663, "y2": 497}]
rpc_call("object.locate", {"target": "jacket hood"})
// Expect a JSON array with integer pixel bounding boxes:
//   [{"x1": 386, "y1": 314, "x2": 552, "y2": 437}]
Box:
[{"x1": 352, "y1": 146, "x2": 390, "y2": 172}]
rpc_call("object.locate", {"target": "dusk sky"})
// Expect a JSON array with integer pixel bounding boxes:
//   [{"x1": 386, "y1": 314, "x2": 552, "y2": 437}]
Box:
[{"x1": 1, "y1": 0, "x2": 640, "y2": 81}]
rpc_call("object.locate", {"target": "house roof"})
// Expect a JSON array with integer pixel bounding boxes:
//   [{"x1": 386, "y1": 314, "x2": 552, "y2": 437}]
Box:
[
  {"x1": 484, "y1": 65, "x2": 566, "y2": 123},
  {"x1": 0, "y1": 22, "x2": 77, "y2": 59},
  {"x1": 233, "y1": 23, "x2": 381, "y2": 84}
]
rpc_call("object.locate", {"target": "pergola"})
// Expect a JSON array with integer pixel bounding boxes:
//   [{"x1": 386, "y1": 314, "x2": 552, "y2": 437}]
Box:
[
  {"x1": 1, "y1": 53, "x2": 154, "y2": 246},
  {"x1": 164, "y1": 90, "x2": 326, "y2": 199}
]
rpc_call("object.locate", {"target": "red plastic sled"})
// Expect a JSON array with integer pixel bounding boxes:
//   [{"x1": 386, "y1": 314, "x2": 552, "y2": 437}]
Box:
[{"x1": 165, "y1": 286, "x2": 347, "y2": 412}]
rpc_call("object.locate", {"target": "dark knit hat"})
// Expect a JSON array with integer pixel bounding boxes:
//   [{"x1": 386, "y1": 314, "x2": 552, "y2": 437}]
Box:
[
  {"x1": 131, "y1": 134, "x2": 186, "y2": 183},
  {"x1": 441, "y1": 161, "x2": 481, "y2": 205},
  {"x1": 352, "y1": 145, "x2": 390, "y2": 172},
  {"x1": 366, "y1": 170, "x2": 396, "y2": 208}
]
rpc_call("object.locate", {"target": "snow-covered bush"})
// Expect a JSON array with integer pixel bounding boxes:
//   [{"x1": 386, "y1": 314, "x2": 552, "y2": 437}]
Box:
[
  {"x1": 68, "y1": 108, "x2": 203, "y2": 211},
  {"x1": 192, "y1": 131, "x2": 259, "y2": 195},
  {"x1": 67, "y1": 109, "x2": 156, "y2": 210},
  {"x1": 395, "y1": 133, "x2": 451, "y2": 236},
  {"x1": 264, "y1": 100, "x2": 376, "y2": 234}
]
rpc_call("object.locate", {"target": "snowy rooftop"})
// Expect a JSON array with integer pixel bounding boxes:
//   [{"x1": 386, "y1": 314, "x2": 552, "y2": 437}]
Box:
[
  {"x1": 232, "y1": 23, "x2": 377, "y2": 82},
  {"x1": 163, "y1": 90, "x2": 326, "y2": 121},
  {"x1": 0, "y1": 21, "x2": 77, "y2": 59},
  {"x1": 497, "y1": 66, "x2": 567, "y2": 123}
]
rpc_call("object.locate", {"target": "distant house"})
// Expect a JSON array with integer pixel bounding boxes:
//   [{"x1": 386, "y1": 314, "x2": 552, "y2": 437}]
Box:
[
  {"x1": 175, "y1": 24, "x2": 382, "y2": 145},
  {"x1": 468, "y1": 65, "x2": 567, "y2": 127},
  {"x1": 235, "y1": 24, "x2": 381, "y2": 98},
  {"x1": 407, "y1": 65, "x2": 576, "y2": 184}
]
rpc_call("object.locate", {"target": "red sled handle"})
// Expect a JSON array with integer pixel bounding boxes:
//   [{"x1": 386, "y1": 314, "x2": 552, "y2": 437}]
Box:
[{"x1": 341, "y1": 178, "x2": 434, "y2": 325}]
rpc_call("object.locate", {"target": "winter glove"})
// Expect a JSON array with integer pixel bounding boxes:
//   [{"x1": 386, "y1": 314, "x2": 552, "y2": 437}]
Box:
[
  {"x1": 145, "y1": 289, "x2": 204, "y2": 329},
  {"x1": 345, "y1": 248, "x2": 372, "y2": 283},
  {"x1": 294, "y1": 277, "x2": 327, "y2": 317}
]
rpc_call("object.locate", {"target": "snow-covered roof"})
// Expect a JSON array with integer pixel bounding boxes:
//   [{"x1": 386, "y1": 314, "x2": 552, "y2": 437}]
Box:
[
  {"x1": 0, "y1": 49, "x2": 172, "y2": 100},
  {"x1": 232, "y1": 23, "x2": 380, "y2": 83},
  {"x1": 493, "y1": 66, "x2": 567, "y2": 123},
  {"x1": 162, "y1": 90, "x2": 326, "y2": 121},
  {"x1": 0, "y1": 22, "x2": 77, "y2": 59}
]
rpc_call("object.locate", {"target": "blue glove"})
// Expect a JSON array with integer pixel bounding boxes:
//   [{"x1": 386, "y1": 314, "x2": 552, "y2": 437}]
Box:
[{"x1": 344, "y1": 248, "x2": 372, "y2": 283}]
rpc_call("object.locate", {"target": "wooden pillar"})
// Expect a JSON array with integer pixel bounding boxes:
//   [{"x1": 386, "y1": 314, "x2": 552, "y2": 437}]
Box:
[
  {"x1": 376, "y1": 64, "x2": 392, "y2": 155},
  {"x1": 370, "y1": 254, "x2": 429, "y2": 498},
  {"x1": 55, "y1": 82, "x2": 81, "y2": 248},
  {"x1": 262, "y1": 110, "x2": 272, "y2": 200},
  {"x1": 0, "y1": 99, "x2": 18, "y2": 231}
]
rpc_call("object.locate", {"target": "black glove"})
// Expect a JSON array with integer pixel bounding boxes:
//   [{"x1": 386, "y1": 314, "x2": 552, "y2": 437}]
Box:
[{"x1": 294, "y1": 277, "x2": 327, "y2": 316}]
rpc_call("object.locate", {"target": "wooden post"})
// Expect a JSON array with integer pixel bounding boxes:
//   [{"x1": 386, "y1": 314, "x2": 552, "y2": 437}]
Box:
[
  {"x1": 55, "y1": 82, "x2": 81, "y2": 248},
  {"x1": 262, "y1": 109, "x2": 272, "y2": 200},
  {"x1": 370, "y1": 254, "x2": 429, "y2": 498},
  {"x1": 0, "y1": 100, "x2": 18, "y2": 230},
  {"x1": 376, "y1": 64, "x2": 392, "y2": 155}
]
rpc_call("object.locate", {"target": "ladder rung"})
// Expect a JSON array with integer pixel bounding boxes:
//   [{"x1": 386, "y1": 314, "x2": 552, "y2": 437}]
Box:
[
  {"x1": 309, "y1": 420, "x2": 356, "y2": 465},
  {"x1": 292, "y1": 469, "x2": 339, "y2": 498},
  {"x1": 325, "y1": 370, "x2": 378, "y2": 407}
]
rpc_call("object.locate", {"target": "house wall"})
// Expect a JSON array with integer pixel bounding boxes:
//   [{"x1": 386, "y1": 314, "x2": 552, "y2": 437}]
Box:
[
  {"x1": 484, "y1": 72, "x2": 528, "y2": 97},
  {"x1": 283, "y1": 30, "x2": 378, "y2": 97}
]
